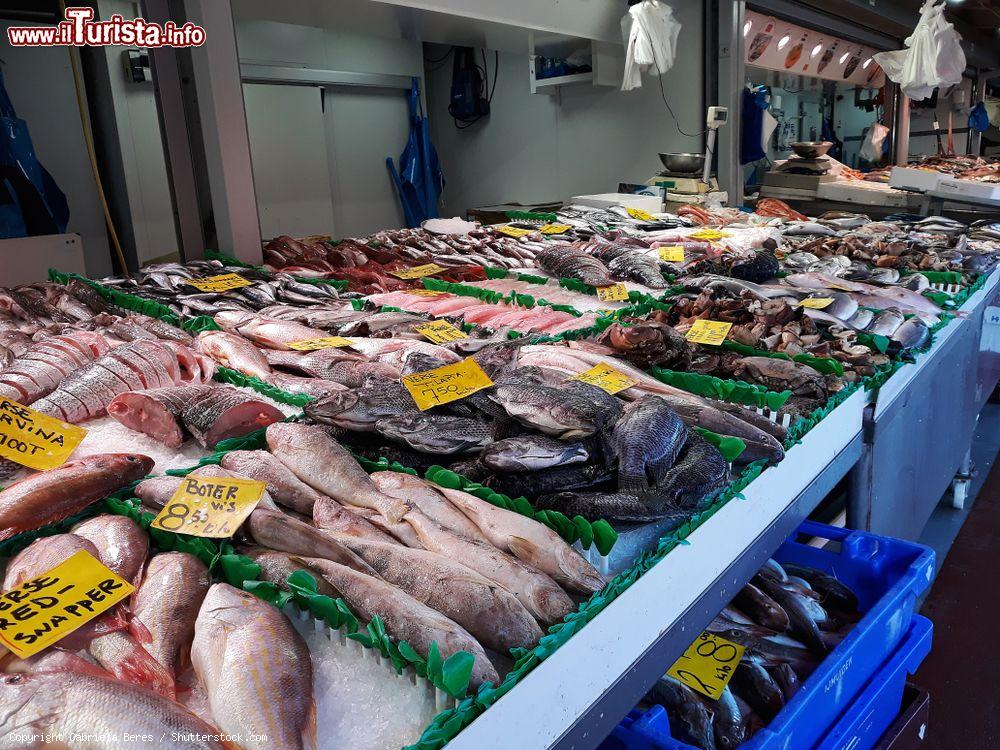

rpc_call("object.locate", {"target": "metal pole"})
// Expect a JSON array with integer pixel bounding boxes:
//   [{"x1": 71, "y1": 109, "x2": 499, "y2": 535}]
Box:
[
  {"x1": 180, "y1": 0, "x2": 262, "y2": 263},
  {"x1": 142, "y1": 0, "x2": 206, "y2": 261},
  {"x1": 716, "y1": 0, "x2": 745, "y2": 204},
  {"x1": 895, "y1": 91, "x2": 911, "y2": 166}
]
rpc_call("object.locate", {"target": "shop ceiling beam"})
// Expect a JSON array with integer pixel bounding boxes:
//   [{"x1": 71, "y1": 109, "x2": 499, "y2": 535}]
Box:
[
  {"x1": 366, "y1": 0, "x2": 621, "y2": 44},
  {"x1": 747, "y1": 0, "x2": 901, "y2": 49}
]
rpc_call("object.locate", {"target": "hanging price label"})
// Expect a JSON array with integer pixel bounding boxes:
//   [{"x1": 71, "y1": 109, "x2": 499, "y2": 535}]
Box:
[
  {"x1": 596, "y1": 283, "x2": 629, "y2": 302},
  {"x1": 402, "y1": 358, "x2": 494, "y2": 411},
  {"x1": 573, "y1": 363, "x2": 638, "y2": 395},
  {"x1": 186, "y1": 273, "x2": 253, "y2": 292},
  {"x1": 626, "y1": 207, "x2": 656, "y2": 221},
  {"x1": 666, "y1": 631, "x2": 746, "y2": 699},
  {"x1": 496, "y1": 225, "x2": 533, "y2": 238},
  {"x1": 685, "y1": 320, "x2": 733, "y2": 346},
  {"x1": 658, "y1": 245, "x2": 686, "y2": 262},
  {"x1": 414, "y1": 320, "x2": 469, "y2": 344},
  {"x1": 388, "y1": 264, "x2": 447, "y2": 280},
  {"x1": 539, "y1": 224, "x2": 572, "y2": 235},
  {"x1": 796, "y1": 297, "x2": 834, "y2": 310},
  {"x1": 0, "y1": 397, "x2": 86, "y2": 470},
  {"x1": 0, "y1": 550, "x2": 134, "y2": 659},
  {"x1": 286, "y1": 336, "x2": 356, "y2": 351},
  {"x1": 151, "y1": 476, "x2": 266, "y2": 538}
]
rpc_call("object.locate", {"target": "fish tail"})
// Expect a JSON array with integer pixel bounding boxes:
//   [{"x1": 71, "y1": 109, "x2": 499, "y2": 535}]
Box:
[
  {"x1": 616, "y1": 466, "x2": 650, "y2": 492},
  {"x1": 90, "y1": 631, "x2": 176, "y2": 700}
]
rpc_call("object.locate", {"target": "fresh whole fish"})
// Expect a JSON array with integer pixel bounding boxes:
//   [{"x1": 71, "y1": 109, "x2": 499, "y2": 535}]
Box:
[
  {"x1": 369, "y1": 471, "x2": 487, "y2": 541},
  {"x1": 734, "y1": 583, "x2": 790, "y2": 632},
  {"x1": 70, "y1": 514, "x2": 148, "y2": 583},
  {"x1": 0, "y1": 669, "x2": 234, "y2": 750},
  {"x1": 266, "y1": 422, "x2": 409, "y2": 521},
  {"x1": 405, "y1": 509, "x2": 574, "y2": 625},
  {"x1": 488, "y1": 372, "x2": 622, "y2": 439},
  {"x1": 439, "y1": 485, "x2": 604, "y2": 593},
  {"x1": 107, "y1": 385, "x2": 284, "y2": 449},
  {"x1": 480, "y1": 435, "x2": 590, "y2": 471},
  {"x1": 220, "y1": 449, "x2": 327, "y2": 515},
  {"x1": 753, "y1": 573, "x2": 827, "y2": 655},
  {"x1": 0, "y1": 453, "x2": 153, "y2": 541},
  {"x1": 2, "y1": 533, "x2": 100, "y2": 590},
  {"x1": 255, "y1": 550, "x2": 500, "y2": 688},
  {"x1": 132, "y1": 552, "x2": 212, "y2": 677},
  {"x1": 654, "y1": 432, "x2": 730, "y2": 510},
  {"x1": 482, "y1": 463, "x2": 615, "y2": 499},
  {"x1": 711, "y1": 685, "x2": 747, "y2": 749},
  {"x1": 264, "y1": 348, "x2": 400, "y2": 387},
  {"x1": 867, "y1": 308, "x2": 905, "y2": 337},
  {"x1": 375, "y1": 413, "x2": 492, "y2": 455},
  {"x1": 214, "y1": 310, "x2": 331, "y2": 350},
  {"x1": 652, "y1": 676, "x2": 718, "y2": 750},
  {"x1": 192, "y1": 583, "x2": 314, "y2": 750},
  {"x1": 245, "y1": 508, "x2": 379, "y2": 576},
  {"x1": 770, "y1": 662, "x2": 801, "y2": 701},
  {"x1": 536, "y1": 489, "x2": 692, "y2": 525},
  {"x1": 608, "y1": 395, "x2": 687, "y2": 491},
  {"x1": 535, "y1": 244, "x2": 614, "y2": 287},
  {"x1": 325, "y1": 534, "x2": 543, "y2": 651},
  {"x1": 731, "y1": 661, "x2": 785, "y2": 721},
  {"x1": 304, "y1": 379, "x2": 416, "y2": 431},
  {"x1": 779, "y1": 563, "x2": 858, "y2": 612},
  {"x1": 891, "y1": 317, "x2": 930, "y2": 351}
]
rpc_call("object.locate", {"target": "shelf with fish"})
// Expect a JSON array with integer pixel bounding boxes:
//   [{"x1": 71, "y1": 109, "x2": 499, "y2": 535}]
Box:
[{"x1": 0, "y1": 479, "x2": 464, "y2": 749}]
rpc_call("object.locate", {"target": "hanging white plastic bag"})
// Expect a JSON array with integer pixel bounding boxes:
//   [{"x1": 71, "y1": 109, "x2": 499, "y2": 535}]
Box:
[
  {"x1": 873, "y1": 0, "x2": 965, "y2": 101},
  {"x1": 621, "y1": 0, "x2": 682, "y2": 91},
  {"x1": 859, "y1": 122, "x2": 890, "y2": 162}
]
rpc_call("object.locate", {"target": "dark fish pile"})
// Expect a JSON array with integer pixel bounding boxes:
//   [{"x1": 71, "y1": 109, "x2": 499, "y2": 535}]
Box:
[
  {"x1": 100, "y1": 259, "x2": 346, "y2": 318},
  {"x1": 534, "y1": 243, "x2": 615, "y2": 287},
  {"x1": 648, "y1": 558, "x2": 860, "y2": 749}
]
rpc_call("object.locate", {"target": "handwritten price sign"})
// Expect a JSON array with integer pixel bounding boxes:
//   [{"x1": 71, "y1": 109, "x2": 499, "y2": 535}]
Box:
[
  {"x1": 0, "y1": 397, "x2": 86, "y2": 470},
  {"x1": 151, "y1": 476, "x2": 266, "y2": 538},
  {"x1": 667, "y1": 631, "x2": 745, "y2": 699},
  {"x1": 401, "y1": 358, "x2": 493, "y2": 411}
]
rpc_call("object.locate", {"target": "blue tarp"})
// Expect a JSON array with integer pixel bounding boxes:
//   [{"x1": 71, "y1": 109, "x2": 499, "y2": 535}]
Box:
[{"x1": 387, "y1": 77, "x2": 444, "y2": 227}]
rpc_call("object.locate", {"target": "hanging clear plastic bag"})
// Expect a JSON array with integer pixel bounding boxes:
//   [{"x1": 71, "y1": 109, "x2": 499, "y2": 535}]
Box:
[
  {"x1": 873, "y1": 0, "x2": 965, "y2": 101},
  {"x1": 621, "y1": 0, "x2": 682, "y2": 91},
  {"x1": 859, "y1": 122, "x2": 890, "y2": 162}
]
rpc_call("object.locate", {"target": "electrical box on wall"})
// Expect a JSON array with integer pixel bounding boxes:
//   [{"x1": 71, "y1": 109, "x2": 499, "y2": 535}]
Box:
[{"x1": 123, "y1": 49, "x2": 151, "y2": 83}]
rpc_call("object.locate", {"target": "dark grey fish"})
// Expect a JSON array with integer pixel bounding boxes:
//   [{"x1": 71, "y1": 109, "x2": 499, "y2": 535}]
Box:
[
  {"x1": 753, "y1": 573, "x2": 828, "y2": 655},
  {"x1": 710, "y1": 685, "x2": 747, "y2": 750},
  {"x1": 482, "y1": 464, "x2": 614, "y2": 499},
  {"x1": 769, "y1": 662, "x2": 800, "y2": 702},
  {"x1": 779, "y1": 563, "x2": 858, "y2": 614},
  {"x1": 481, "y1": 435, "x2": 589, "y2": 472},
  {"x1": 536, "y1": 489, "x2": 691, "y2": 525},
  {"x1": 654, "y1": 433, "x2": 729, "y2": 510},
  {"x1": 733, "y1": 583, "x2": 790, "y2": 632},
  {"x1": 305, "y1": 379, "x2": 416, "y2": 431},
  {"x1": 375, "y1": 414, "x2": 492, "y2": 455},
  {"x1": 652, "y1": 676, "x2": 718, "y2": 750},
  {"x1": 608, "y1": 395, "x2": 687, "y2": 491},
  {"x1": 730, "y1": 661, "x2": 785, "y2": 722},
  {"x1": 535, "y1": 244, "x2": 614, "y2": 287},
  {"x1": 488, "y1": 373, "x2": 622, "y2": 439},
  {"x1": 606, "y1": 252, "x2": 670, "y2": 289}
]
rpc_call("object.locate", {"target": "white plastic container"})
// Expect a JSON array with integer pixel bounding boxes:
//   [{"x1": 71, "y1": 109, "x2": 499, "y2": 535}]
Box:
[{"x1": 570, "y1": 192, "x2": 663, "y2": 213}]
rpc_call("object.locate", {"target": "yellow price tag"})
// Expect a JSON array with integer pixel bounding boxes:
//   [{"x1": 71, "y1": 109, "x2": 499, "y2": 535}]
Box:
[
  {"x1": 796, "y1": 297, "x2": 834, "y2": 310},
  {"x1": 596, "y1": 283, "x2": 630, "y2": 302},
  {"x1": 402, "y1": 357, "x2": 494, "y2": 411},
  {"x1": 689, "y1": 229, "x2": 730, "y2": 241},
  {"x1": 659, "y1": 246, "x2": 686, "y2": 262},
  {"x1": 496, "y1": 225, "x2": 533, "y2": 238},
  {"x1": 406, "y1": 289, "x2": 447, "y2": 297},
  {"x1": 0, "y1": 397, "x2": 86, "y2": 470},
  {"x1": 186, "y1": 273, "x2": 253, "y2": 292},
  {"x1": 827, "y1": 281, "x2": 855, "y2": 292},
  {"x1": 151, "y1": 476, "x2": 266, "y2": 538},
  {"x1": 685, "y1": 320, "x2": 733, "y2": 346},
  {"x1": 286, "y1": 336, "x2": 356, "y2": 351},
  {"x1": 666, "y1": 631, "x2": 746, "y2": 699},
  {"x1": 573, "y1": 363, "x2": 638, "y2": 395},
  {"x1": 539, "y1": 224, "x2": 572, "y2": 235},
  {"x1": 388, "y1": 263, "x2": 447, "y2": 280},
  {"x1": 0, "y1": 550, "x2": 134, "y2": 659},
  {"x1": 414, "y1": 320, "x2": 469, "y2": 344},
  {"x1": 626, "y1": 207, "x2": 656, "y2": 221}
]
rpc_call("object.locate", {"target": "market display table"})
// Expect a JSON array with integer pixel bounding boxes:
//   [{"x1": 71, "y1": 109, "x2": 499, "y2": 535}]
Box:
[
  {"x1": 848, "y1": 266, "x2": 1000, "y2": 538},
  {"x1": 446, "y1": 389, "x2": 868, "y2": 750}
]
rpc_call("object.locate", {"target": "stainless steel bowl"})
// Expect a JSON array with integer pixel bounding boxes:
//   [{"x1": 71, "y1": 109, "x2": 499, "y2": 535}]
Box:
[
  {"x1": 658, "y1": 152, "x2": 706, "y2": 174},
  {"x1": 790, "y1": 141, "x2": 833, "y2": 159}
]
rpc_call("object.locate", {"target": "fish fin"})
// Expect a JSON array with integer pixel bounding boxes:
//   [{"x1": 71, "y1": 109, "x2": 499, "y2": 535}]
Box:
[
  {"x1": 91, "y1": 632, "x2": 176, "y2": 700},
  {"x1": 616, "y1": 467, "x2": 650, "y2": 492},
  {"x1": 506, "y1": 535, "x2": 541, "y2": 566}
]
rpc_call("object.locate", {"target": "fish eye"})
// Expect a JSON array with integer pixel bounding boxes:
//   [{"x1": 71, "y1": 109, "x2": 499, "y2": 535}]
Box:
[{"x1": 4, "y1": 675, "x2": 22, "y2": 684}]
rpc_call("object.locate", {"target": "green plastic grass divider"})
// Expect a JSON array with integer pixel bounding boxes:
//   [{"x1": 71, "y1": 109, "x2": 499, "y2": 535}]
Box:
[
  {"x1": 650, "y1": 367, "x2": 791, "y2": 411},
  {"x1": 205, "y1": 248, "x2": 349, "y2": 289},
  {"x1": 504, "y1": 210, "x2": 557, "y2": 222}
]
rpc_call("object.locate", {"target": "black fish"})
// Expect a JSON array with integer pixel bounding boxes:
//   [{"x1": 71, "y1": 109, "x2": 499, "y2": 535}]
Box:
[
  {"x1": 536, "y1": 490, "x2": 691, "y2": 525},
  {"x1": 753, "y1": 573, "x2": 828, "y2": 656},
  {"x1": 779, "y1": 563, "x2": 859, "y2": 613},
  {"x1": 652, "y1": 676, "x2": 718, "y2": 750},
  {"x1": 730, "y1": 661, "x2": 785, "y2": 722},
  {"x1": 608, "y1": 395, "x2": 687, "y2": 491},
  {"x1": 655, "y1": 432, "x2": 729, "y2": 510},
  {"x1": 734, "y1": 583, "x2": 790, "y2": 632},
  {"x1": 482, "y1": 464, "x2": 614, "y2": 499}
]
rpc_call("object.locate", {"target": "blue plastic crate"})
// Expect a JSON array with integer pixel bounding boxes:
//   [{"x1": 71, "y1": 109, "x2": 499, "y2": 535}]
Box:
[
  {"x1": 815, "y1": 615, "x2": 932, "y2": 750},
  {"x1": 599, "y1": 521, "x2": 935, "y2": 750}
]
